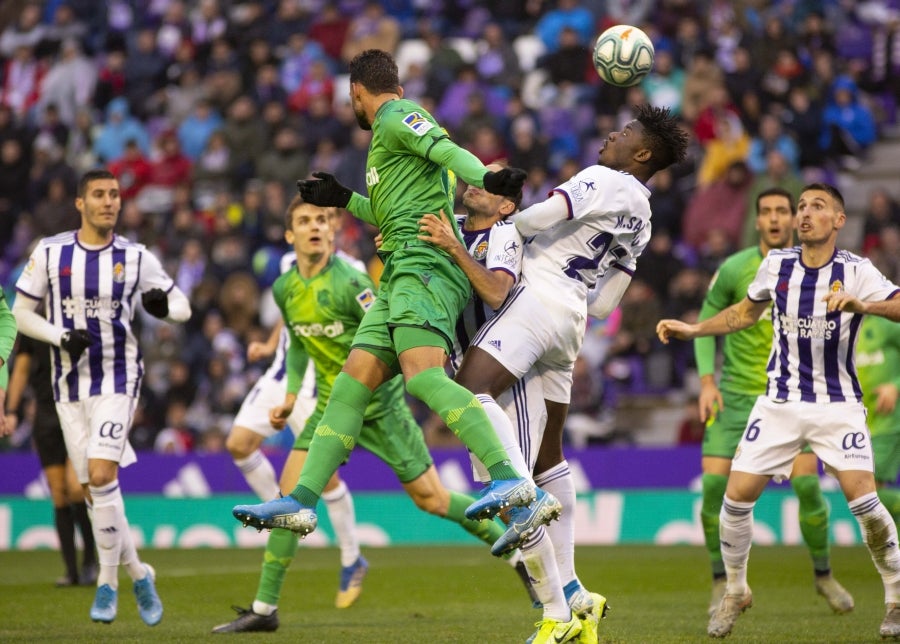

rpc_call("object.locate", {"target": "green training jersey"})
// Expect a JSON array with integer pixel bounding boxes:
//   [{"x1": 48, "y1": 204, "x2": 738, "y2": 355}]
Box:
[
  {"x1": 695, "y1": 246, "x2": 772, "y2": 395},
  {"x1": 272, "y1": 255, "x2": 399, "y2": 418},
  {"x1": 346, "y1": 98, "x2": 488, "y2": 253},
  {"x1": 856, "y1": 315, "x2": 900, "y2": 437}
]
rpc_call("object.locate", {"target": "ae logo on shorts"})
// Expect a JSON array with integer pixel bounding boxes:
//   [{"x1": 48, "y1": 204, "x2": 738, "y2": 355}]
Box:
[
  {"x1": 841, "y1": 432, "x2": 867, "y2": 450},
  {"x1": 99, "y1": 421, "x2": 125, "y2": 439}
]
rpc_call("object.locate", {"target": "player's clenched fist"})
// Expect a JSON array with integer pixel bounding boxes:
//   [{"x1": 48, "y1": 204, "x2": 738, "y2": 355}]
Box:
[{"x1": 656, "y1": 319, "x2": 697, "y2": 344}]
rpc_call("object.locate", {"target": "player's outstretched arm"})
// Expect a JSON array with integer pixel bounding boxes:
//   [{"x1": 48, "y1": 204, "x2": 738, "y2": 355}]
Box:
[
  {"x1": 823, "y1": 291, "x2": 900, "y2": 321},
  {"x1": 418, "y1": 210, "x2": 514, "y2": 310},
  {"x1": 658, "y1": 297, "x2": 768, "y2": 344}
]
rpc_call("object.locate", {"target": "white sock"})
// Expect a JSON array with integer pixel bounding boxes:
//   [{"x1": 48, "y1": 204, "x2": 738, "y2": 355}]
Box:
[
  {"x1": 476, "y1": 394, "x2": 531, "y2": 481},
  {"x1": 118, "y1": 517, "x2": 148, "y2": 581},
  {"x1": 850, "y1": 492, "x2": 900, "y2": 602},
  {"x1": 522, "y1": 527, "x2": 570, "y2": 622},
  {"x1": 235, "y1": 450, "x2": 280, "y2": 501},
  {"x1": 90, "y1": 480, "x2": 126, "y2": 589},
  {"x1": 719, "y1": 495, "x2": 755, "y2": 595},
  {"x1": 321, "y1": 480, "x2": 360, "y2": 567},
  {"x1": 252, "y1": 600, "x2": 277, "y2": 615},
  {"x1": 535, "y1": 461, "x2": 578, "y2": 592}
]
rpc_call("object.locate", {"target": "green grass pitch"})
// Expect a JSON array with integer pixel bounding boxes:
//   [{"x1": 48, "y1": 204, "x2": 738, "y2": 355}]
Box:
[{"x1": 0, "y1": 544, "x2": 887, "y2": 642}]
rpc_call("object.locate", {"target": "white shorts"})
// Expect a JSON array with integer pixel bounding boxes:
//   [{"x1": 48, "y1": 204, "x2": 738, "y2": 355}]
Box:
[
  {"x1": 55, "y1": 394, "x2": 138, "y2": 484},
  {"x1": 471, "y1": 370, "x2": 547, "y2": 482},
  {"x1": 731, "y1": 397, "x2": 874, "y2": 482},
  {"x1": 232, "y1": 374, "x2": 317, "y2": 438},
  {"x1": 472, "y1": 284, "x2": 585, "y2": 404}
]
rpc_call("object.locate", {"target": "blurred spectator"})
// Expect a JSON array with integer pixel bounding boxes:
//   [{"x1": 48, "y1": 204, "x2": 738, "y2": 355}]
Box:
[
  {"x1": 647, "y1": 167, "x2": 686, "y2": 240},
  {"x1": 92, "y1": 49, "x2": 127, "y2": 113},
  {"x1": 288, "y1": 59, "x2": 334, "y2": 114},
  {"x1": 684, "y1": 160, "x2": 753, "y2": 251},
  {"x1": 634, "y1": 228, "x2": 688, "y2": 301},
  {"x1": 741, "y1": 150, "x2": 805, "y2": 247},
  {"x1": 156, "y1": 0, "x2": 190, "y2": 59},
  {"x1": 750, "y1": 14, "x2": 796, "y2": 74},
  {"x1": 0, "y1": 3, "x2": 46, "y2": 57},
  {"x1": 65, "y1": 106, "x2": 97, "y2": 173},
  {"x1": 521, "y1": 166, "x2": 554, "y2": 209},
  {"x1": 93, "y1": 97, "x2": 150, "y2": 163},
  {"x1": 819, "y1": 75, "x2": 878, "y2": 167},
  {"x1": 36, "y1": 102, "x2": 69, "y2": 149},
  {"x1": 341, "y1": 3, "x2": 401, "y2": 64},
  {"x1": 436, "y1": 65, "x2": 506, "y2": 131},
  {"x1": 680, "y1": 48, "x2": 725, "y2": 124},
  {"x1": 299, "y1": 94, "x2": 345, "y2": 155},
  {"x1": 256, "y1": 127, "x2": 309, "y2": 194},
  {"x1": 137, "y1": 130, "x2": 192, "y2": 215},
  {"x1": 250, "y1": 62, "x2": 287, "y2": 109},
  {"x1": 422, "y1": 27, "x2": 465, "y2": 102},
  {"x1": 507, "y1": 116, "x2": 549, "y2": 175},
  {"x1": 724, "y1": 46, "x2": 762, "y2": 124},
  {"x1": 456, "y1": 92, "x2": 500, "y2": 144},
  {"x1": 695, "y1": 227, "x2": 733, "y2": 276},
  {"x1": 108, "y1": 138, "x2": 153, "y2": 200},
  {"x1": 537, "y1": 26, "x2": 592, "y2": 101},
  {"x1": 334, "y1": 127, "x2": 372, "y2": 195},
  {"x1": 747, "y1": 113, "x2": 800, "y2": 175},
  {"x1": 467, "y1": 125, "x2": 506, "y2": 165},
  {"x1": 0, "y1": 138, "x2": 31, "y2": 246},
  {"x1": 862, "y1": 189, "x2": 900, "y2": 255},
  {"x1": 696, "y1": 111, "x2": 750, "y2": 187},
  {"x1": 266, "y1": 0, "x2": 312, "y2": 52},
  {"x1": 30, "y1": 175, "x2": 79, "y2": 238},
  {"x1": 37, "y1": 39, "x2": 97, "y2": 126},
  {"x1": 279, "y1": 32, "x2": 328, "y2": 96},
  {"x1": 123, "y1": 27, "x2": 167, "y2": 118},
  {"x1": 190, "y1": 0, "x2": 228, "y2": 59},
  {"x1": 28, "y1": 132, "x2": 76, "y2": 208},
  {"x1": 308, "y1": 4, "x2": 350, "y2": 63},
  {"x1": 781, "y1": 85, "x2": 824, "y2": 169},
  {"x1": 191, "y1": 130, "x2": 232, "y2": 206},
  {"x1": 692, "y1": 83, "x2": 740, "y2": 147},
  {"x1": 240, "y1": 37, "x2": 278, "y2": 91},
  {"x1": 475, "y1": 21, "x2": 522, "y2": 91},
  {"x1": 641, "y1": 47, "x2": 685, "y2": 115},
  {"x1": 534, "y1": 0, "x2": 595, "y2": 52},
  {"x1": 759, "y1": 47, "x2": 807, "y2": 109},
  {"x1": 221, "y1": 95, "x2": 266, "y2": 185},
  {"x1": 177, "y1": 98, "x2": 224, "y2": 162},
  {"x1": 204, "y1": 36, "x2": 242, "y2": 107},
  {"x1": 1, "y1": 44, "x2": 47, "y2": 120}
]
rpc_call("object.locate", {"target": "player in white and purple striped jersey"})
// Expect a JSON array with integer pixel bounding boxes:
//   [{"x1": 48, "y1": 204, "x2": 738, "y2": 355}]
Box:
[
  {"x1": 13, "y1": 169, "x2": 191, "y2": 627},
  {"x1": 658, "y1": 183, "x2": 900, "y2": 640},
  {"x1": 224, "y1": 243, "x2": 371, "y2": 608},
  {"x1": 451, "y1": 106, "x2": 689, "y2": 641}
]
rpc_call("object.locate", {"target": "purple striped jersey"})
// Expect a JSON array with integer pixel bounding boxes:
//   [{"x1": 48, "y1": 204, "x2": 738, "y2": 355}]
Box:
[
  {"x1": 15, "y1": 231, "x2": 176, "y2": 402},
  {"x1": 747, "y1": 247, "x2": 900, "y2": 403},
  {"x1": 449, "y1": 215, "x2": 523, "y2": 371},
  {"x1": 265, "y1": 250, "x2": 366, "y2": 393}
]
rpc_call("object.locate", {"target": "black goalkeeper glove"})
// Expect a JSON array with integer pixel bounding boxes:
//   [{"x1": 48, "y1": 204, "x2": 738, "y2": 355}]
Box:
[
  {"x1": 60, "y1": 329, "x2": 91, "y2": 361},
  {"x1": 483, "y1": 167, "x2": 527, "y2": 199},
  {"x1": 296, "y1": 172, "x2": 353, "y2": 208},
  {"x1": 142, "y1": 288, "x2": 169, "y2": 319}
]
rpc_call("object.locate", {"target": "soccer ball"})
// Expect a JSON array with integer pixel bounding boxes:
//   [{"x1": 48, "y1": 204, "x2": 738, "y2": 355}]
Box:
[{"x1": 592, "y1": 24, "x2": 655, "y2": 87}]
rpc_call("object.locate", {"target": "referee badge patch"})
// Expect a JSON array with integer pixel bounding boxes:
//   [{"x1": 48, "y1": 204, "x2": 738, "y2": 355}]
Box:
[
  {"x1": 402, "y1": 112, "x2": 435, "y2": 136},
  {"x1": 356, "y1": 287, "x2": 375, "y2": 311}
]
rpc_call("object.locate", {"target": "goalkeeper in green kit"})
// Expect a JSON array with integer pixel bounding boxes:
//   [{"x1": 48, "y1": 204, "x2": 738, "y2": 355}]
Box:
[
  {"x1": 233, "y1": 49, "x2": 551, "y2": 555},
  {"x1": 694, "y1": 187, "x2": 853, "y2": 616},
  {"x1": 856, "y1": 315, "x2": 900, "y2": 525}
]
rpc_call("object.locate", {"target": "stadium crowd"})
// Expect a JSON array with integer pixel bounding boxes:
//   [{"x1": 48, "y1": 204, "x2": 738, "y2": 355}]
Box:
[{"x1": 1, "y1": 0, "x2": 900, "y2": 454}]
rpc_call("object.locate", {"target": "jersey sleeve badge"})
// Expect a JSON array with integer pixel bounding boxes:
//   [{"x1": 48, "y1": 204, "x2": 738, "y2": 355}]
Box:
[
  {"x1": 356, "y1": 288, "x2": 375, "y2": 311},
  {"x1": 402, "y1": 112, "x2": 435, "y2": 136}
]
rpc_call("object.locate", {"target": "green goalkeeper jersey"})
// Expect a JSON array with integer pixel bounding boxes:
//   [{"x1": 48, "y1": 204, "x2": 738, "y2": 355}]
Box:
[
  {"x1": 856, "y1": 315, "x2": 900, "y2": 437},
  {"x1": 346, "y1": 98, "x2": 489, "y2": 253},
  {"x1": 695, "y1": 246, "x2": 773, "y2": 395},
  {"x1": 272, "y1": 255, "x2": 399, "y2": 419}
]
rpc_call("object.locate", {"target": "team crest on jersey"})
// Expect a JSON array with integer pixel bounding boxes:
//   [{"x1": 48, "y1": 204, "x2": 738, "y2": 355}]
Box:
[
  {"x1": 112, "y1": 262, "x2": 126, "y2": 283},
  {"x1": 356, "y1": 287, "x2": 375, "y2": 311},
  {"x1": 402, "y1": 112, "x2": 434, "y2": 136},
  {"x1": 24, "y1": 256, "x2": 35, "y2": 275},
  {"x1": 830, "y1": 280, "x2": 844, "y2": 293},
  {"x1": 317, "y1": 290, "x2": 332, "y2": 308},
  {"x1": 473, "y1": 240, "x2": 488, "y2": 261}
]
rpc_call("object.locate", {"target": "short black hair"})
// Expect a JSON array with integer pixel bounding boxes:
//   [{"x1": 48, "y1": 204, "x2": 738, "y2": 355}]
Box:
[
  {"x1": 77, "y1": 168, "x2": 116, "y2": 197},
  {"x1": 348, "y1": 49, "x2": 400, "y2": 95},
  {"x1": 756, "y1": 186, "x2": 795, "y2": 214},
  {"x1": 802, "y1": 182, "x2": 845, "y2": 211},
  {"x1": 635, "y1": 104, "x2": 689, "y2": 174}
]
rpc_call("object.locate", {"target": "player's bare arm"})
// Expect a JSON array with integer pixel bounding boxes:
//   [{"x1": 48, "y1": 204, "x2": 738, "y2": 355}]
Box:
[
  {"x1": 270, "y1": 392, "x2": 297, "y2": 430},
  {"x1": 248, "y1": 319, "x2": 284, "y2": 362},
  {"x1": 418, "y1": 210, "x2": 514, "y2": 310},
  {"x1": 823, "y1": 291, "x2": 900, "y2": 321},
  {"x1": 657, "y1": 297, "x2": 768, "y2": 344},
  {"x1": 697, "y1": 374, "x2": 724, "y2": 424}
]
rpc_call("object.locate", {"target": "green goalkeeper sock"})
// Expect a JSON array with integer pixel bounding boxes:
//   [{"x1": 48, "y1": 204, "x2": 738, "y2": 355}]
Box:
[
  {"x1": 446, "y1": 491, "x2": 507, "y2": 547},
  {"x1": 406, "y1": 367, "x2": 518, "y2": 479},
  {"x1": 255, "y1": 528, "x2": 298, "y2": 606},
  {"x1": 701, "y1": 473, "x2": 728, "y2": 577},
  {"x1": 291, "y1": 372, "x2": 371, "y2": 507},
  {"x1": 877, "y1": 487, "x2": 900, "y2": 526},
  {"x1": 791, "y1": 474, "x2": 831, "y2": 572}
]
